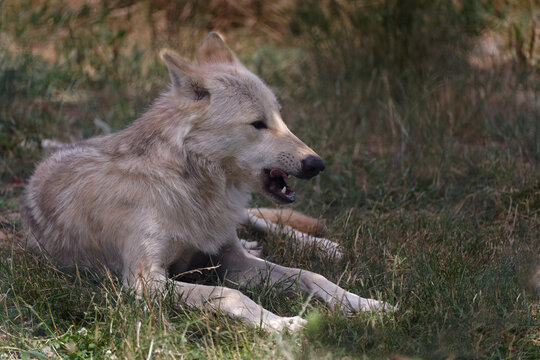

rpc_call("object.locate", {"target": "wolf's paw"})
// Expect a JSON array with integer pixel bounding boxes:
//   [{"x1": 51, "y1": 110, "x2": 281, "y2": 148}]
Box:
[
  {"x1": 357, "y1": 298, "x2": 397, "y2": 313},
  {"x1": 264, "y1": 316, "x2": 306, "y2": 332},
  {"x1": 339, "y1": 293, "x2": 397, "y2": 313},
  {"x1": 240, "y1": 239, "x2": 264, "y2": 258},
  {"x1": 319, "y1": 239, "x2": 344, "y2": 259}
]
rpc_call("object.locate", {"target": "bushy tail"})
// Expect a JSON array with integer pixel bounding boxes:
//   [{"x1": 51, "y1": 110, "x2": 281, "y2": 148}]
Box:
[{"x1": 246, "y1": 208, "x2": 326, "y2": 237}]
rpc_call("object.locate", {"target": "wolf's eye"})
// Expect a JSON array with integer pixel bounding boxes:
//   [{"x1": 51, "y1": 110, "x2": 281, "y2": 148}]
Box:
[{"x1": 251, "y1": 120, "x2": 267, "y2": 130}]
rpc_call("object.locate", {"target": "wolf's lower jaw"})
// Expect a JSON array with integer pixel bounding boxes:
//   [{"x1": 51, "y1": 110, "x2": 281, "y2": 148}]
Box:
[{"x1": 263, "y1": 168, "x2": 296, "y2": 203}]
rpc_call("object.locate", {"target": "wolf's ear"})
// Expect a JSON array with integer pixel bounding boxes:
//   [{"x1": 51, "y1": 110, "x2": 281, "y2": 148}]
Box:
[
  {"x1": 196, "y1": 32, "x2": 237, "y2": 66},
  {"x1": 161, "y1": 49, "x2": 209, "y2": 101}
]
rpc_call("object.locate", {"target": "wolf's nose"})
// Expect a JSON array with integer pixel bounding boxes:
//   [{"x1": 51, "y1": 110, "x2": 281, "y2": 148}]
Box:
[{"x1": 299, "y1": 155, "x2": 325, "y2": 179}]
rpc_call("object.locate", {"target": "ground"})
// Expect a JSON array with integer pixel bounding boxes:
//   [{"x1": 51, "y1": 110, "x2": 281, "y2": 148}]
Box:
[{"x1": 0, "y1": 1, "x2": 539, "y2": 359}]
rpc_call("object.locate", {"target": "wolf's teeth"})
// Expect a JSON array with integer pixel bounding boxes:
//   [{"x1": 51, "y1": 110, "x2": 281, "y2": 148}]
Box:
[{"x1": 281, "y1": 186, "x2": 287, "y2": 194}]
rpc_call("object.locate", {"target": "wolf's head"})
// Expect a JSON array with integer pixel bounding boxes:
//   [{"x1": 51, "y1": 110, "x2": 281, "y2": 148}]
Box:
[{"x1": 160, "y1": 32, "x2": 324, "y2": 204}]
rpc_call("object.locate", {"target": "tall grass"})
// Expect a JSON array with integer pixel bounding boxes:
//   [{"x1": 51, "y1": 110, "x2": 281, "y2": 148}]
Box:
[{"x1": 0, "y1": 0, "x2": 538, "y2": 358}]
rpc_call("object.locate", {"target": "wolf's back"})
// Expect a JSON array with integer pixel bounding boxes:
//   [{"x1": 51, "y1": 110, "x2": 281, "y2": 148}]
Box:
[{"x1": 21, "y1": 140, "x2": 124, "y2": 270}]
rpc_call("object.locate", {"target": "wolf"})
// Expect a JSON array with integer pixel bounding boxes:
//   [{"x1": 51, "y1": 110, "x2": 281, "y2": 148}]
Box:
[{"x1": 22, "y1": 32, "x2": 394, "y2": 331}]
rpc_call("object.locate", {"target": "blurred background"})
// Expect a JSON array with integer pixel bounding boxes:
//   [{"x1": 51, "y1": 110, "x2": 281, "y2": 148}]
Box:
[
  {"x1": 1, "y1": 0, "x2": 538, "y2": 185},
  {"x1": 0, "y1": 1, "x2": 539, "y2": 358}
]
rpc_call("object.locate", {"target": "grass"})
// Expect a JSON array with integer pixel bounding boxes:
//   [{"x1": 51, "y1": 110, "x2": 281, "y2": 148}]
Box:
[{"x1": 0, "y1": 0, "x2": 539, "y2": 359}]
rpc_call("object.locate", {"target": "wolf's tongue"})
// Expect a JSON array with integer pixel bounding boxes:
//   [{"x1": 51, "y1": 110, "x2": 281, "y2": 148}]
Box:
[{"x1": 270, "y1": 168, "x2": 289, "y2": 179}]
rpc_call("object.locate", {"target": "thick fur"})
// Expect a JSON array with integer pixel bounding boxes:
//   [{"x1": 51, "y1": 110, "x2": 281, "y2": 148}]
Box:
[{"x1": 22, "y1": 32, "x2": 394, "y2": 331}]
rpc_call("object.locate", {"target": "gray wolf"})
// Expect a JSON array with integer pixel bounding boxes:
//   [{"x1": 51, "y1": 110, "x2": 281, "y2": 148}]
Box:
[{"x1": 22, "y1": 32, "x2": 394, "y2": 331}]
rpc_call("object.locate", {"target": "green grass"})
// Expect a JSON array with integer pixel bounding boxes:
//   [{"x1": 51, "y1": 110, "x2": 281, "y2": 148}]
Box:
[{"x1": 1, "y1": 1, "x2": 539, "y2": 359}]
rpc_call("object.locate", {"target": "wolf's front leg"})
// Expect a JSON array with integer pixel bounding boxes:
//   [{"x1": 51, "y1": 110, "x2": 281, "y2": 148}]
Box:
[
  {"x1": 122, "y1": 265, "x2": 306, "y2": 332},
  {"x1": 220, "y1": 241, "x2": 396, "y2": 313}
]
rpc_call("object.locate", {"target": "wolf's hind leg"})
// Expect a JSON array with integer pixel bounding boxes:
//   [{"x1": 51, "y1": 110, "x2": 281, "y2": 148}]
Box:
[
  {"x1": 244, "y1": 210, "x2": 344, "y2": 259},
  {"x1": 123, "y1": 265, "x2": 305, "y2": 332},
  {"x1": 247, "y1": 208, "x2": 327, "y2": 236}
]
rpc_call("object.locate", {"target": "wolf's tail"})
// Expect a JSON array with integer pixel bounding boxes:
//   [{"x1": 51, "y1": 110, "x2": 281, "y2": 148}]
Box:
[{"x1": 246, "y1": 208, "x2": 326, "y2": 236}]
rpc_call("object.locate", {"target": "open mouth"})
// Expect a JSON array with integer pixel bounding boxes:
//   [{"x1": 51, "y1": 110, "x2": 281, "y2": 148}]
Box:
[{"x1": 265, "y1": 168, "x2": 296, "y2": 203}]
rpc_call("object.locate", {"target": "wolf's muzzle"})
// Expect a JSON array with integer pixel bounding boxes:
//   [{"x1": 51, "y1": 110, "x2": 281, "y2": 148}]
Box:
[{"x1": 298, "y1": 155, "x2": 325, "y2": 179}]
